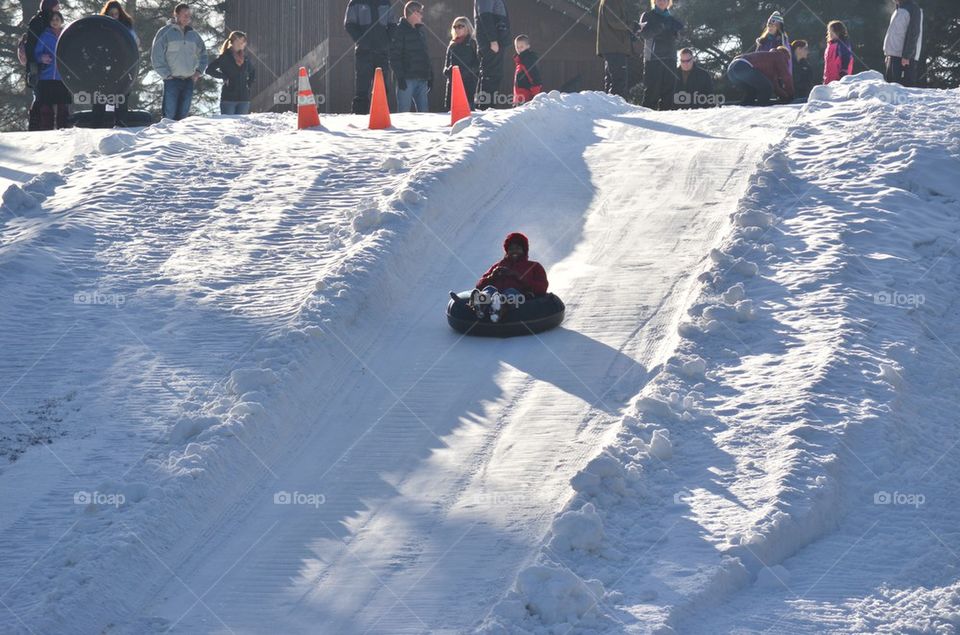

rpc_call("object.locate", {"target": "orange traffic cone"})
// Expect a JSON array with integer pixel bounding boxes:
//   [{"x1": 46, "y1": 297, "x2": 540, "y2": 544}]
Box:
[
  {"x1": 450, "y1": 66, "x2": 472, "y2": 126},
  {"x1": 297, "y1": 67, "x2": 321, "y2": 130},
  {"x1": 369, "y1": 67, "x2": 392, "y2": 130}
]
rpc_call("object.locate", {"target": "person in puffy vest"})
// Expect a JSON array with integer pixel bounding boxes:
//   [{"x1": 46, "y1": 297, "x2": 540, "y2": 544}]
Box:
[
  {"x1": 390, "y1": 1, "x2": 433, "y2": 113},
  {"x1": 444, "y1": 17, "x2": 479, "y2": 110},
  {"x1": 638, "y1": 0, "x2": 683, "y2": 111},
  {"x1": 33, "y1": 10, "x2": 71, "y2": 130},
  {"x1": 473, "y1": 232, "x2": 549, "y2": 322},
  {"x1": 207, "y1": 31, "x2": 256, "y2": 114},
  {"x1": 883, "y1": 0, "x2": 923, "y2": 87},
  {"x1": 513, "y1": 34, "x2": 542, "y2": 106},
  {"x1": 344, "y1": 0, "x2": 395, "y2": 114},
  {"x1": 823, "y1": 21, "x2": 854, "y2": 85},
  {"x1": 474, "y1": 0, "x2": 510, "y2": 109},
  {"x1": 150, "y1": 3, "x2": 208, "y2": 121}
]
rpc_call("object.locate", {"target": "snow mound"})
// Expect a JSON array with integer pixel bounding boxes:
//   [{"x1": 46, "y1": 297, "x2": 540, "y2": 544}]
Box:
[
  {"x1": 549, "y1": 502, "x2": 605, "y2": 553},
  {"x1": 97, "y1": 132, "x2": 137, "y2": 155}
]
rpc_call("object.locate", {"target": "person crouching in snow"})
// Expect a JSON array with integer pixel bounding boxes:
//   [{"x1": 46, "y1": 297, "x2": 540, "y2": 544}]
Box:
[
  {"x1": 513, "y1": 35, "x2": 542, "y2": 106},
  {"x1": 823, "y1": 20, "x2": 854, "y2": 85},
  {"x1": 472, "y1": 232, "x2": 548, "y2": 322}
]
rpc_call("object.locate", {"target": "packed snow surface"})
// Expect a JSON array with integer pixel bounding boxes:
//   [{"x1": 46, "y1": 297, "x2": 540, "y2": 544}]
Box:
[{"x1": 1, "y1": 75, "x2": 958, "y2": 634}]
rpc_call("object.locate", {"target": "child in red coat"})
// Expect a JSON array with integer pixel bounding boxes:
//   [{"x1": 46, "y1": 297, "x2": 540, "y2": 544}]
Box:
[
  {"x1": 823, "y1": 20, "x2": 854, "y2": 84},
  {"x1": 472, "y1": 232, "x2": 548, "y2": 322}
]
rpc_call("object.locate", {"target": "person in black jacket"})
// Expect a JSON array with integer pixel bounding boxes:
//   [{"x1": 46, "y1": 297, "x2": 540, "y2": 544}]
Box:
[
  {"x1": 474, "y1": 0, "x2": 510, "y2": 109},
  {"x1": 513, "y1": 35, "x2": 542, "y2": 106},
  {"x1": 791, "y1": 40, "x2": 815, "y2": 101},
  {"x1": 638, "y1": 0, "x2": 683, "y2": 111},
  {"x1": 344, "y1": 0, "x2": 395, "y2": 114},
  {"x1": 390, "y1": 2, "x2": 433, "y2": 113},
  {"x1": 444, "y1": 17, "x2": 480, "y2": 110},
  {"x1": 207, "y1": 31, "x2": 256, "y2": 114},
  {"x1": 673, "y1": 48, "x2": 715, "y2": 109},
  {"x1": 25, "y1": 0, "x2": 61, "y2": 131}
]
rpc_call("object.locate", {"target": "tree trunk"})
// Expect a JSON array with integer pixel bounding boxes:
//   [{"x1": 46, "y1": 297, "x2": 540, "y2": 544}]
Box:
[{"x1": 22, "y1": 0, "x2": 41, "y2": 24}]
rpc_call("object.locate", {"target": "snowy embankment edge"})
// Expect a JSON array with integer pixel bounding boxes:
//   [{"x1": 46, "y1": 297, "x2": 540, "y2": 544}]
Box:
[
  {"x1": 16, "y1": 93, "x2": 637, "y2": 633},
  {"x1": 479, "y1": 72, "x2": 958, "y2": 633}
]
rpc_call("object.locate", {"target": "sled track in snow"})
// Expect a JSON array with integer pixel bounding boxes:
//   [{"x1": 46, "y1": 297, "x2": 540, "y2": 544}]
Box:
[{"x1": 1, "y1": 99, "x2": 795, "y2": 634}]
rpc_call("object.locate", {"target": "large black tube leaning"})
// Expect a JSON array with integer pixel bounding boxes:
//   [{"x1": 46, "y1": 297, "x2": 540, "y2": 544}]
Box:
[
  {"x1": 56, "y1": 15, "x2": 139, "y2": 105},
  {"x1": 446, "y1": 291, "x2": 565, "y2": 337}
]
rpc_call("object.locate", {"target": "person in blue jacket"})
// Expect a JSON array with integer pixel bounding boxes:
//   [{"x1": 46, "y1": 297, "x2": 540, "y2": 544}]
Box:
[{"x1": 33, "y1": 10, "x2": 71, "y2": 130}]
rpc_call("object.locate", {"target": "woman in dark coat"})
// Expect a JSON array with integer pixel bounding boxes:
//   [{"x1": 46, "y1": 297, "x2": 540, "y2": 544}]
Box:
[
  {"x1": 638, "y1": 0, "x2": 683, "y2": 111},
  {"x1": 207, "y1": 31, "x2": 256, "y2": 114},
  {"x1": 444, "y1": 16, "x2": 480, "y2": 110}
]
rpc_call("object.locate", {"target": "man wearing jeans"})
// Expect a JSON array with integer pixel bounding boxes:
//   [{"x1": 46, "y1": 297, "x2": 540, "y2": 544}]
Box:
[
  {"x1": 390, "y1": 2, "x2": 432, "y2": 112},
  {"x1": 151, "y1": 3, "x2": 208, "y2": 120}
]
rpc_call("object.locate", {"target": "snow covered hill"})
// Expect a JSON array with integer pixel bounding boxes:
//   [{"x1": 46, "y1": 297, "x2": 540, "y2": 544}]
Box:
[{"x1": 1, "y1": 74, "x2": 958, "y2": 634}]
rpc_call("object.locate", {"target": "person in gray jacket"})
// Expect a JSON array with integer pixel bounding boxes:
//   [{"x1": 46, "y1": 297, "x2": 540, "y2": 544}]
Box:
[
  {"x1": 151, "y1": 2, "x2": 208, "y2": 120},
  {"x1": 883, "y1": 0, "x2": 923, "y2": 87}
]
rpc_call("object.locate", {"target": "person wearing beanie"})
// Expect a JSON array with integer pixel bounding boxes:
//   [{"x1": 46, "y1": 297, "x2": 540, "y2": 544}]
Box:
[{"x1": 754, "y1": 10, "x2": 793, "y2": 73}]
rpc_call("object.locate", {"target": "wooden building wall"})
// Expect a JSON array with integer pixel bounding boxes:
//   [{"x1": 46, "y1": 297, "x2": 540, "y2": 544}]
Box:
[{"x1": 224, "y1": 0, "x2": 603, "y2": 114}]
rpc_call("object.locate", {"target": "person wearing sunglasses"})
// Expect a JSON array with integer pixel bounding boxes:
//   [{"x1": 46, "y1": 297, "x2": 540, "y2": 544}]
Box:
[
  {"x1": 673, "y1": 48, "x2": 715, "y2": 109},
  {"x1": 444, "y1": 17, "x2": 480, "y2": 110}
]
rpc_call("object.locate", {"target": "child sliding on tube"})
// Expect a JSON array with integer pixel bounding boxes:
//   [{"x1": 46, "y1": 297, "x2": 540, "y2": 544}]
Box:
[{"x1": 470, "y1": 232, "x2": 548, "y2": 323}]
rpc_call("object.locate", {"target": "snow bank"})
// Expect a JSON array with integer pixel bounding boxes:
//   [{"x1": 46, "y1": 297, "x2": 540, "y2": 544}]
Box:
[{"x1": 484, "y1": 74, "x2": 960, "y2": 633}]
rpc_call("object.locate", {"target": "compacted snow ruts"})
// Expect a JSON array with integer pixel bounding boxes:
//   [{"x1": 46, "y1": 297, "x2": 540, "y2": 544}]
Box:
[
  {"x1": 2, "y1": 74, "x2": 958, "y2": 634},
  {"x1": 2, "y1": 96, "x2": 793, "y2": 633},
  {"x1": 481, "y1": 74, "x2": 960, "y2": 634}
]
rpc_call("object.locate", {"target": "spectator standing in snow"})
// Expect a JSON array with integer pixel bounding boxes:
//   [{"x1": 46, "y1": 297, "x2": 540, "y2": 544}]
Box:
[
  {"x1": 754, "y1": 11, "x2": 792, "y2": 64},
  {"x1": 823, "y1": 21, "x2": 854, "y2": 85},
  {"x1": 792, "y1": 40, "x2": 814, "y2": 100},
  {"x1": 638, "y1": 0, "x2": 683, "y2": 111},
  {"x1": 33, "y1": 10, "x2": 71, "y2": 130},
  {"x1": 727, "y1": 47, "x2": 794, "y2": 106},
  {"x1": 673, "y1": 48, "x2": 715, "y2": 109},
  {"x1": 24, "y1": 0, "x2": 61, "y2": 131},
  {"x1": 344, "y1": 0, "x2": 395, "y2": 115},
  {"x1": 596, "y1": 0, "x2": 635, "y2": 99},
  {"x1": 444, "y1": 17, "x2": 479, "y2": 110},
  {"x1": 883, "y1": 0, "x2": 923, "y2": 87},
  {"x1": 390, "y1": 1, "x2": 433, "y2": 113},
  {"x1": 207, "y1": 31, "x2": 255, "y2": 114},
  {"x1": 513, "y1": 35, "x2": 542, "y2": 106},
  {"x1": 474, "y1": 0, "x2": 510, "y2": 109},
  {"x1": 94, "y1": 1, "x2": 138, "y2": 127},
  {"x1": 151, "y1": 3, "x2": 208, "y2": 120}
]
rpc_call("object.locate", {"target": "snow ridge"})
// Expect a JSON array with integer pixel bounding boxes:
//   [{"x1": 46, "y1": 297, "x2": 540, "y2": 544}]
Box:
[{"x1": 481, "y1": 75, "x2": 960, "y2": 634}]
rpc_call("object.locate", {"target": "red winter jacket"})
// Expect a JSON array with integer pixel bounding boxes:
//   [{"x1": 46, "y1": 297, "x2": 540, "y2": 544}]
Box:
[
  {"x1": 823, "y1": 39, "x2": 854, "y2": 84},
  {"x1": 476, "y1": 232, "x2": 549, "y2": 296},
  {"x1": 739, "y1": 50, "x2": 795, "y2": 100}
]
